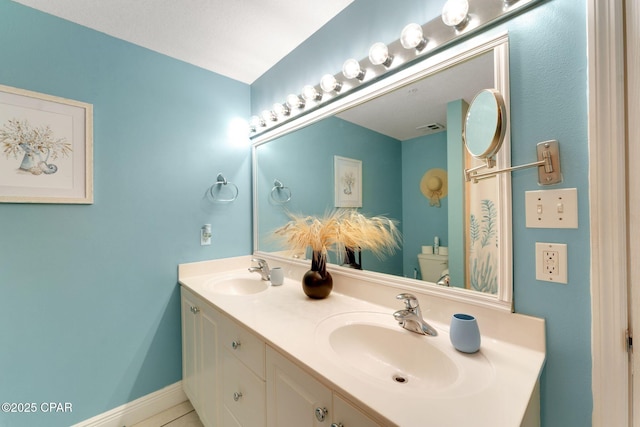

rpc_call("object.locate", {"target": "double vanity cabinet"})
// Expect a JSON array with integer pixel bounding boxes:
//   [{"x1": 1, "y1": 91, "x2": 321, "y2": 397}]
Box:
[
  {"x1": 182, "y1": 287, "x2": 381, "y2": 427},
  {"x1": 179, "y1": 255, "x2": 546, "y2": 427}
]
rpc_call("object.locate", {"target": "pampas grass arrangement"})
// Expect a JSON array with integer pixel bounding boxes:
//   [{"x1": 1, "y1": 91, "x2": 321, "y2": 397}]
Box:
[
  {"x1": 273, "y1": 209, "x2": 400, "y2": 299},
  {"x1": 274, "y1": 209, "x2": 401, "y2": 260}
]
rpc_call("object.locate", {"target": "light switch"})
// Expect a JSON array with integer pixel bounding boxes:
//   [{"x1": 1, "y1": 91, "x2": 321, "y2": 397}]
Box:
[{"x1": 525, "y1": 188, "x2": 578, "y2": 228}]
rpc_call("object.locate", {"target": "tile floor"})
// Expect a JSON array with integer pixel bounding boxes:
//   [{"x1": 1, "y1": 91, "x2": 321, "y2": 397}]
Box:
[{"x1": 131, "y1": 401, "x2": 203, "y2": 427}]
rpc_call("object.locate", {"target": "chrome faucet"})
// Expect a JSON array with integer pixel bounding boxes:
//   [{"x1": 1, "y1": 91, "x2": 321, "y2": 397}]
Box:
[
  {"x1": 393, "y1": 293, "x2": 438, "y2": 336},
  {"x1": 437, "y1": 273, "x2": 450, "y2": 287},
  {"x1": 248, "y1": 258, "x2": 270, "y2": 281}
]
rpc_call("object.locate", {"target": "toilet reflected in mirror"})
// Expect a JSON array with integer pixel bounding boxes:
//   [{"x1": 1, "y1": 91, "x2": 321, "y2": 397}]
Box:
[{"x1": 417, "y1": 252, "x2": 449, "y2": 283}]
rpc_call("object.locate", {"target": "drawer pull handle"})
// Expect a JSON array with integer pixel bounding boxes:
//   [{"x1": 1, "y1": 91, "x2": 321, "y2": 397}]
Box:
[
  {"x1": 331, "y1": 424, "x2": 344, "y2": 427},
  {"x1": 231, "y1": 340, "x2": 241, "y2": 350},
  {"x1": 190, "y1": 306, "x2": 200, "y2": 314},
  {"x1": 315, "y1": 407, "x2": 328, "y2": 422},
  {"x1": 233, "y1": 391, "x2": 243, "y2": 401}
]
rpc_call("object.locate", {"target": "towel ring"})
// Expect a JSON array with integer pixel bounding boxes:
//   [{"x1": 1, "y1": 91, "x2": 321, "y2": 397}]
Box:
[
  {"x1": 270, "y1": 179, "x2": 291, "y2": 204},
  {"x1": 209, "y1": 173, "x2": 239, "y2": 203}
]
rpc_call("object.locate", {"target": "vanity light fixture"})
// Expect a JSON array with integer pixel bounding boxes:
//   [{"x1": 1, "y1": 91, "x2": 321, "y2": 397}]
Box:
[
  {"x1": 400, "y1": 23, "x2": 427, "y2": 52},
  {"x1": 285, "y1": 93, "x2": 305, "y2": 109},
  {"x1": 249, "y1": 0, "x2": 543, "y2": 136},
  {"x1": 272, "y1": 102, "x2": 290, "y2": 118},
  {"x1": 441, "y1": 0, "x2": 470, "y2": 30},
  {"x1": 302, "y1": 85, "x2": 323, "y2": 102},
  {"x1": 369, "y1": 42, "x2": 394, "y2": 67},
  {"x1": 320, "y1": 74, "x2": 343, "y2": 93},
  {"x1": 342, "y1": 58, "x2": 366, "y2": 81}
]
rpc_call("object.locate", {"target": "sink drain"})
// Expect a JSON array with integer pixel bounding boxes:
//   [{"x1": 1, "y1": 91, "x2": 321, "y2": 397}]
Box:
[{"x1": 392, "y1": 373, "x2": 408, "y2": 384}]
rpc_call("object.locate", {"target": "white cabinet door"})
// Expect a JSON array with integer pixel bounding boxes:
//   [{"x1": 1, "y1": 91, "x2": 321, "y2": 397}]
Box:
[
  {"x1": 181, "y1": 288, "x2": 220, "y2": 427},
  {"x1": 198, "y1": 302, "x2": 219, "y2": 427},
  {"x1": 266, "y1": 346, "x2": 332, "y2": 427},
  {"x1": 332, "y1": 394, "x2": 382, "y2": 427},
  {"x1": 181, "y1": 289, "x2": 199, "y2": 406}
]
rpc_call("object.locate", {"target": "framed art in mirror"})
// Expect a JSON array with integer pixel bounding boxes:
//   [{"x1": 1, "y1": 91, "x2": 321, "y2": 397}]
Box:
[{"x1": 334, "y1": 156, "x2": 362, "y2": 208}]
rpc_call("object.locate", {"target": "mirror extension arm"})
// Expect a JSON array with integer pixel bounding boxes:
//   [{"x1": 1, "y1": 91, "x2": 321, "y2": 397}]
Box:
[{"x1": 465, "y1": 140, "x2": 562, "y2": 185}]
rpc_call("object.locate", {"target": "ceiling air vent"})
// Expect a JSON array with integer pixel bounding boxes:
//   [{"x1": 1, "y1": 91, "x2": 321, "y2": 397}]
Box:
[{"x1": 416, "y1": 123, "x2": 446, "y2": 135}]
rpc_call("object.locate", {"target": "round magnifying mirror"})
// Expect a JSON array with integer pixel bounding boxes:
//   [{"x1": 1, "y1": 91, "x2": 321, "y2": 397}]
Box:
[{"x1": 463, "y1": 89, "x2": 507, "y2": 160}]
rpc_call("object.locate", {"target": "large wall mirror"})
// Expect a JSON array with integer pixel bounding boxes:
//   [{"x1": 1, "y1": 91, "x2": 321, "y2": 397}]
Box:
[{"x1": 252, "y1": 32, "x2": 512, "y2": 310}]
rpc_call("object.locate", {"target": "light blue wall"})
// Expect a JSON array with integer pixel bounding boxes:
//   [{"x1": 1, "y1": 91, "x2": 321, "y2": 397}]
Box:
[
  {"x1": 256, "y1": 116, "x2": 403, "y2": 275},
  {"x1": 253, "y1": 0, "x2": 591, "y2": 425},
  {"x1": 0, "y1": 2, "x2": 251, "y2": 426},
  {"x1": 446, "y1": 99, "x2": 467, "y2": 288},
  {"x1": 401, "y1": 131, "x2": 448, "y2": 279}
]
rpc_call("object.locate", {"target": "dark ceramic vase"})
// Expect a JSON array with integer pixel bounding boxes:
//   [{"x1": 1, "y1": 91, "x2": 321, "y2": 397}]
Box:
[{"x1": 302, "y1": 250, "x2": 333, "y2": 299}]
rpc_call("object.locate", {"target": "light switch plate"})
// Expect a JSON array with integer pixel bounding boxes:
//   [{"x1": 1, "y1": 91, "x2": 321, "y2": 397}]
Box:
[
  {"x1": 535, "y1": 242, "x2": 568, "y2": 284},
  {"x1": 525, "y1": 188, "x2": 578, "y2": 228}
]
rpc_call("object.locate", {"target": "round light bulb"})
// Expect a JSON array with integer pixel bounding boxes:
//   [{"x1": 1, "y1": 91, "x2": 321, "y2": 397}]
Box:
[
  {"x1": 249, "y1": 115, "x2": 264, "y2": 129},
  {"x1": 369, "y1": 42, "x2": 393, "y2": 67},
  {"x1": 320, "y1": 74, "x2": 342, "y2": 93},
  {"x1": 342, "y1": 58, "x2": 365, "y2": 80},
  {"x1": 272, "y1": 103, "x2": 289, "y2": 117},
  {"x1": 285, "y1": 93, "x2": 304, "y2": 109},
  {"x1": 302, "y1": 85, "x2": 322, "y2": 101},
  {"x1": 442, "y1": 0, "x2": 470, "y2": 29},
  {"x1": 401, "y1": 23, "x2": 427, "y2": 51},
  {"x1": 261, "y1": 110, "x2": 276, "y2": 122}
]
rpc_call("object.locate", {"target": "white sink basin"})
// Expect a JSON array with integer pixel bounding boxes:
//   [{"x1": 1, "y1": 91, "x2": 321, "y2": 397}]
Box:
[
  {"x1": 202, "y1": 271, "x2": 270, "y2": 295},
  {"x1": 315, "y1": 312, "x2": 495, "y2": 397}
]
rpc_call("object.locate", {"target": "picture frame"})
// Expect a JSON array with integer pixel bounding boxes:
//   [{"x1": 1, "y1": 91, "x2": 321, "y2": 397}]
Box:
[
  {"x1": 334, "y1": 156, "x2": 362, "y2": 207},
  {"x1": 0, "y1": 84, "x2": 93, "y2": 204}
]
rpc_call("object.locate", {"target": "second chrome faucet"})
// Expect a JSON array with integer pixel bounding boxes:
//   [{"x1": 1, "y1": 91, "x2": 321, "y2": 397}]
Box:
[
  {"x1": 393, "y1": 293, "x2": 438, "y2": 336},
  {"x1": 248, "y1": 258, "x2": 271, "y2": 281}
]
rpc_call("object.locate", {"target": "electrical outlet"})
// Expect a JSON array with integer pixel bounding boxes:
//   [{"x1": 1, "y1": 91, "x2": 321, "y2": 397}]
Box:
[
  {"x1": 543, "y1": 250, "x2": 558, "y2": 275},
  {"x1": 201, "y1": 224, "x2": 212, "y2": 246},
  {"x1": 536, "y1": 242, "x2": 567, "y2": 284}
]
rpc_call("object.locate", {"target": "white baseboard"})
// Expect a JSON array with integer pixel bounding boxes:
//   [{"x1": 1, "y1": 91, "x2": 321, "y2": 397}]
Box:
[{"x1": 72, "y1": 381, "x2": 187, "y2": 427}]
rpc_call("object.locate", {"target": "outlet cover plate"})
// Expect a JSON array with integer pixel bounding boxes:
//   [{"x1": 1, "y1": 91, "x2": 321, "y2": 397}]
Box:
[
  {"x1": 535, "y1": 242, "x2": 567, "y2": 284},
  {"x1": 525, "y1": 188, "x2": 578, "y2": 228},
  {"x1": 201, "y1": 224, "x2": 212, "y2": 246}
]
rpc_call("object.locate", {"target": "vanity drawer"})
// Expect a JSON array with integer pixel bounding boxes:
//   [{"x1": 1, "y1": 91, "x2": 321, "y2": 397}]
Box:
[
  {"x1": 222, "y1": 349, "x2": 266, "y2": 427},
  {"x1": 219, "y1": 314, "x2": 266, "y2": 379}
]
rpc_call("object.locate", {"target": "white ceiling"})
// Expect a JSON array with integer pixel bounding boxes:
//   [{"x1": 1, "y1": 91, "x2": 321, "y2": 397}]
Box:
[{"x1": 12, "y1": 0, "x2": 354, "y2": 84}]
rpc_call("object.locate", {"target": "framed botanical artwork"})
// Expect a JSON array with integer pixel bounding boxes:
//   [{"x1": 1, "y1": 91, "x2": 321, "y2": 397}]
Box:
[
  {"x1": 0, "y1": 84, "x2": 93, "y2": 203},
  {"x1": 334, "y1": 156, "x2": 362, "y2": 208}
]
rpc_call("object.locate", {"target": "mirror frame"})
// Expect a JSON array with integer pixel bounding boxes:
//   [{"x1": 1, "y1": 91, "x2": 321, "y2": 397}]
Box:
[{"x1": 252, "y1": 31, "x2": 513, "y2": 311}]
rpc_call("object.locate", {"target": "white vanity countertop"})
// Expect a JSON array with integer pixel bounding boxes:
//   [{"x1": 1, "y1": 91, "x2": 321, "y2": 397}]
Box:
[{"x1": 179, "y1": 256, "x2": 545, "y2": 427}]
